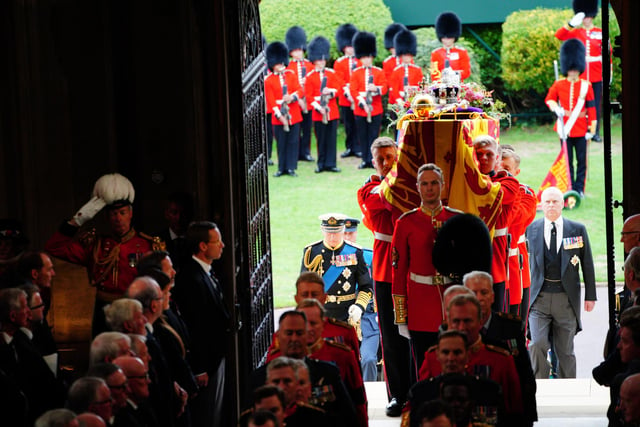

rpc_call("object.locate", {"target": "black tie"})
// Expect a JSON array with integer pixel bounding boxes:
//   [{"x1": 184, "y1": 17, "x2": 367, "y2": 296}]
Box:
[{"x1": 550, "y1": 222, "x2": 557, "y2": 257}]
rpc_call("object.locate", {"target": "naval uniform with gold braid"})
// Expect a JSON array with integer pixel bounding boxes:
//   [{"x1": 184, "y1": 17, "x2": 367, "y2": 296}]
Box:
[{"x1": 301, "y1": 239, "x2": 373, "y2": 322}]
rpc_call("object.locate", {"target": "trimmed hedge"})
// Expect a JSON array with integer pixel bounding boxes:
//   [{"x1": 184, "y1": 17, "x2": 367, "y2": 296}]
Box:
[{"x1": 259, "y1": 0, "x2": 393, "y2": 66}]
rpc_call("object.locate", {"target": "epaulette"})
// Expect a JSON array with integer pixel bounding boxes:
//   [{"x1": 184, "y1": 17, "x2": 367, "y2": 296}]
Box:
[
  {"x1": 444, "y1": 206, "x2": 464, "y2": 214},
  {"x1": 486, "y1": 343, "x2": 511, "y2": 357},
  {"x1": 304, "y1": 239, "x2": 324, "y2": 249},
  {"x1": 296, "y1": 401, "x2": 326, "y2": 414},
  {"x1": 139, "y1": 232, "x2": 166, "y2": 251},
  {"x1": 327, "y1": 317, "x2": 352, "y2": 330},
  {"x1": 326, "y1": 339, "x2": 352, "y2": 352},
  {"x1": 454, "y1": 45, "x2": 468, "y2": 51},
  {"x1": 269, "y1": 348, "x2": 281, "y2": 357},
  {"x1": 398, "y1": 208, "x2": 419, "y2": 220},
  {"x1": 372, "y1": 65, "x2": 383, "y2": 71},
  {"x1": 325, "y1": 67, "x2": 335, "y2": 73},
  {"x1": 495, "y1": 311, "x2": 522, "y2": 323},
  {"x1": 426, "y1": 344, "x2": 438, "y2": 353},
  {"x1": 344, "y1": 240, "x2": 363, "y2": 249},
  {"x1": 239, "y1": 408, "x2": 253, "y2": 418},
  {"x1": 335, "y1": 56, "x2": 349, "y2": 63}
]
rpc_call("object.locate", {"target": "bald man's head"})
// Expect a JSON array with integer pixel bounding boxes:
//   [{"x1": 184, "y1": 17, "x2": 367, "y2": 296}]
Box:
[
  {"x1": 622, "y1": 214, "x2": 640, "y2": 254},
  {"x1": 76, "y1": 412, "x2": 107, "y2": 427},
  {"x1": 620, "y1": 374, "x2": 640, "y2": 423}
]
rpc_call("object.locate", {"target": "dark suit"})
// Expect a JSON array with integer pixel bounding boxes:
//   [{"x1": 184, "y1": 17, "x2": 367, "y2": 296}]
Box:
[
  {"x1": 173, "y1": 257, "x2": 230, "y2": 427},
  {"x1": 526, "y1": 216, "x2": 596, "y2": 378}
]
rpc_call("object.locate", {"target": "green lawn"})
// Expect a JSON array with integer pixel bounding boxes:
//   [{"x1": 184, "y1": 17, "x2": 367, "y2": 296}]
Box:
[{"x1": 268, "y1": 119, "x2": 624, "y2": 308}]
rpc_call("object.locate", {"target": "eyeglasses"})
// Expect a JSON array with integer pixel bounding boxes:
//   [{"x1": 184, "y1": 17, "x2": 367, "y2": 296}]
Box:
[
  {"x1": 127, "y1": 372, "x2": 150, "y2": 381},
  {"x1": 621, "y1": 231, "x2": 640, "y2": 236},
  {"x1": 108, "y1": 381, "x2": 129, "y2": 391},
  {"x1": 29, "y1": 303, "x2": 45, "y2": 310},
  {"x1": 92, "y1": 397, "x2": 114, "y2": 405}
]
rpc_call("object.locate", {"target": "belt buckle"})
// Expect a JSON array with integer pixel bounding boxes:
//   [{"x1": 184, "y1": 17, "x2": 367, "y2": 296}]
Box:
[
  {"x1": 433, "y1": 275, "x2": 443, "y2": 285},
  {"x1": 327, "y1": 295, "x2": 337, "y2": 303}
]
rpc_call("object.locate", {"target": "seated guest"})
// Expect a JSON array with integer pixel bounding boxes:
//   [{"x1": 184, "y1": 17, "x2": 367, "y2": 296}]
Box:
[
  {"x1": 619, "y1": 373, "x2": 640, "y2": 426},
  {"x1": 16, "y1": 251, "x2": 55, "y2": 315},
  {"x1": 113, "y1": 355, "x2": 159, "y2": 427},
  {"x1": 19, "y1": 283, "x2": 59, "y2": 376},
  {"x1": 66, "y1": 376, "x2": 113, "y2": 425},
  {"x1": 104, "y1": 298, "x2": 147, "y2": 335},
  {"x1": 34, "y1": 409, "x2": 77, "y2": 427},
  {"x1": 89, "y1": 332, "x2": 132, "y2": 367},
  {"x1": 129, "y1": 334, "x2": 151, "y2": 371},
  {"x1": 414, "y1": 400, "x2": 453, "y2": 427},
  {"x1": 76, "y1": 412, "x2": 107, "y2": 427},
  {"x1": 248, "y1": 409, "x2": 280, "y2": 427},
  {"x1": 87, "y1": 363, "x2": 130, "y2": 417},
  {"x1": 0, "y1": 288, "x2": 63, "y2": 423}
]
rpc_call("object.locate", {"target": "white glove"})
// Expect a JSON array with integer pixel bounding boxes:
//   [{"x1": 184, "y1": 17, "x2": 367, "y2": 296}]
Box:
[
  {"x1": 398, "y1": 324, "x2": 411, "y2": 340},
  {"x1": 553, "y1": 105, "x2": 565, "y2": 119},
  {"x1": 569, "y1": 12, "x2": 585, "y2": 28},
  {"x1": 348, "y1": 304, "x2": 363, "y2": 324},
  {"x1": 72, "y1": 196, "x2": 106, "y2": 226},
  {"x1": 585, "y1": 132, "x2": 594, "y2": 140}
]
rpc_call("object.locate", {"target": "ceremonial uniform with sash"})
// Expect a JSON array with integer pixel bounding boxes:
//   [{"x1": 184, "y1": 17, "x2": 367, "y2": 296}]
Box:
[
  {"x1": 334, "y1": 23, "x2": 361, "y2": 157},
  {"x1": 392, "y1": 204, "x2": 460, "y2": 368},
  {"x1": 305, "y1": 36, "x2": 343, "y2": 173},
  {"x1": 545, "y1": 38, "x2": 597, "y2": 195},
  {"x1": 301, "y1": 215, "x2": 373, "y2": 322},
  {"x1": 265, "y1": 41, "x2": 303, "y2": 177}
]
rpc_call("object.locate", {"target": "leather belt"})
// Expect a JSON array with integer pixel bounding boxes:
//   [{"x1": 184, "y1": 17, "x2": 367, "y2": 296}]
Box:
[
  {"x1": 326, "y1": 294, "x2": 356, "y2": 303},
  {"x1": 494, "y1": 227, "x2": 508, "y2": 237},
  {"x1": 543, "y1": 278, "x2": 562, "y2": 283},
  {"x1": 586, "y1": 55, "x2": 602, "y2": 62},
  {"x1": 517, "y1": 235, "x2": 526, "y2": 244},
  {"x1": 374, "y1": 231, "x2": 393, "y2": 242},
  {"x1": 509, "y1": 248, "x2": 519, "y2": 256},
  {"x1": 409, "y1": 272, "x2": 452, "y2": 285}
]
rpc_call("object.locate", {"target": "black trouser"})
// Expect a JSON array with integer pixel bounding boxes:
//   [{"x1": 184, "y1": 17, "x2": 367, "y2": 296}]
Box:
[
  {"x1": 314, "y1": 119, "x2": 338, "y2": 169},
  {"x1": 266, "y1": 113, "x2": 274, "y2": 160},
  {"x1": 273, "y1": 122, "x2": 300, "y2": 173},
  {"x1": 354, "y1": 113, "x2": 383, "y2": 166},
  {"x1": 409, "y1": 330, "x2": 439, "y2": 379},
  {"x1": 298, "y1": 110, "x2": 312, "y2": 159},
  {"x1": 566, "y1": 136, "x2": 587, "y2": 194},
  {"x1": 375, "y1": 280, "x2": 412, "y2": 402},
  {"x1": 491, "y1": 281, "x2": 506, "y2": 313},
  {"x1": 592, "y1": 81, "x2": 602, "y2": 137},
  {"x1": 340, "y1": 105, "x2": 358, "y2": 152}
]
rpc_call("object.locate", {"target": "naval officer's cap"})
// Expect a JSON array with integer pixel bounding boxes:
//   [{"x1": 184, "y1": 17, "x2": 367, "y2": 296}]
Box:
[{"x1": 319, "y1": 213, "x2": 347, "y2": 233}]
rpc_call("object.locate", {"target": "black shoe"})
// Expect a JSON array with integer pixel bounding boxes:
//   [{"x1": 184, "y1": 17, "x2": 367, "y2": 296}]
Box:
[
  {"x1": 340, "y1": 149, "x2": 355, "y2": 158},
  {"x1": 287, "y1": 170, "x2": 298, "y2": 177},
  {"x1": 273, "y1": 170, "x2": 284, "y2": 177},
  {"x1": 305, "y1": 154, "x2": 315, "y2": 161},
  {"x1": 324, "y1": 167, "x2": 341, "y2": 172},
  {"x1": 314, "y1": 167, "x2": 323, "y2": 173},
  {"x1": 355, "y1": 151, "x2": 363, "y2": 158},
  {"x1": 358, "y1": 161, "x2": 372, "y2": 169},
  {"x1": 592, "y1": 134, "x2": 602, "y2": 142},
  {"x1": 385, "y1": 398, "x2": 403, "y2": 417},
  {"x1": 267, "y1": 159, "x2": 274, "y2": 166}
]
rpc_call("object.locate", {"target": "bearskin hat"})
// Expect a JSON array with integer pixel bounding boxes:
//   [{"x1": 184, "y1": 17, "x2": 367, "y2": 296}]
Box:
[
  {"x1": 92, "y1": 173, "x2": 135, "y2": 208},
  {"x1": 353, "y1": 31, "x2": 377, "y2": 59},
  {"x1": 308, "y1": 36, "x2": 331, "y2": 62},
  {"x1": 435, "y1": 12, "x2": 462, "y2": 41},
  {"x1": 336, "y1": 23, "x2": 358, "y2": 52},
  {"x1": 384, "y1": 23, "x2": 406, "y2": 50},
  {"x1": 432, "y1": 213, "x2": 492, "y2": 280},
  {"x1": 266, "y1": 41, "x2": 289, "y2": 71},
  {"x1": 285, "y1": 26, "x2": 307, "y2": 52},
  {"x1": 573, "y1": 0, "x2": 598, "y2": 17},
  {"x1": 560, "y1": 38, "x2": 586, "y2": 75},
  {"x1": 394, "y1": 28, "x2": 417, "y2": 56}
]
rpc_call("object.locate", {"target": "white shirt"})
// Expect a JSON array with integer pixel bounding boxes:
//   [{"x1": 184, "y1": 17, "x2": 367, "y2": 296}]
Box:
[{"x1": 544, "y1": 216, "x2": 563, "y2": 253}]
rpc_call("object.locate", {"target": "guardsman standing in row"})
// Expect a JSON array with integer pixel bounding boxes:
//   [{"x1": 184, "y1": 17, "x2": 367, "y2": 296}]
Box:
[
  {"x1": 350, "y1": 31, "x2": 388, "y2": 170},
  {"x1": 265, "y1": 41, "x2": 303, "y2": 177},
  {"x1": 556, "y1": 0, "x2": 606, "y2": 142},
  {"x1": 301, "y1": 213, "x2": 373, "y2": 326},
  {"x1": 430, "y1": 12, "x2": 471, "y2": 82},
  {"x1": 389, "y1": 28, "x2": 423, "y2": 108},
  {"x1": 382, "y1": 23, "x2": 407, "y2": 82},
  {"x1": 45, "y1": 173, "x2": 163, "y2": 337},
  {"x1": 334, "y1": 23, "x2": 361, "y2": 159},
  {"x1": 285, "y1": 26, "x2": 314, "y2": 163},
  {"x1": 392, "y1": 163, "x2": 460, "y2": 372},
  {"x1": 305, "y1": 36, "x2": 342, "y2": 173},
  {"x1": 545, "y1": 39, "x2": 597, "y2": 198}
]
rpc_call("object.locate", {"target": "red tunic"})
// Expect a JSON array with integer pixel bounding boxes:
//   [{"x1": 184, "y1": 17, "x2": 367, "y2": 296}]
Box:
[
  {"x1": 555, "y1": 26, "x2": 606, "y2": 83},
  {"x1": 264, "y1": 69, "x2": 303, "y2": 126},
  {"x1": 430, "y1": 46, "x2": 471, "y2": 82},
  {"x1": 487, "y1": 171, "x2": 520, "y2": 287},
  {"x1": 349, "y1": 66, "x2": 388, "y2": 118},
  {"x1": 358, "y1": 177, "x2": 394, "y2": 283},
  {"x1": 382, "y1": 55, "x2": 402, "y2": 81},
  {"x1": 391, "y1": 206, "x2": 459, "y2": 332},
  {"x1": 389, "y1": 63, "x2": 424, "y2": 105},
  {"x1": 304, "y1": 68, "x2": 342, "y2": 122},
  {"x1": 507, "y1": 184, "x2": 538, "y2": 304},
  {"x1": 45, "y1": 224, "x2": 154, "y2": 296},
  {"x1": 519, "y1": 186, "x2": 537, "y2": 291},
  {"x1": 334, "y1": 55, "x2": 361, "y2": 107},
  {"x1": 419, "y1": 339, "x2": 523, "y2": 415},
  {"x1": 545, "y1": 78, "x2": 597, "y2": 138}
]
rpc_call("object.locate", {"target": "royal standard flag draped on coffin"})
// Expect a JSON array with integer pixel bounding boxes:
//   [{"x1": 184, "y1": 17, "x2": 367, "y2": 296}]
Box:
[{"x1": 380, "y1": 115, "x2": 503, "y2": 233}]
